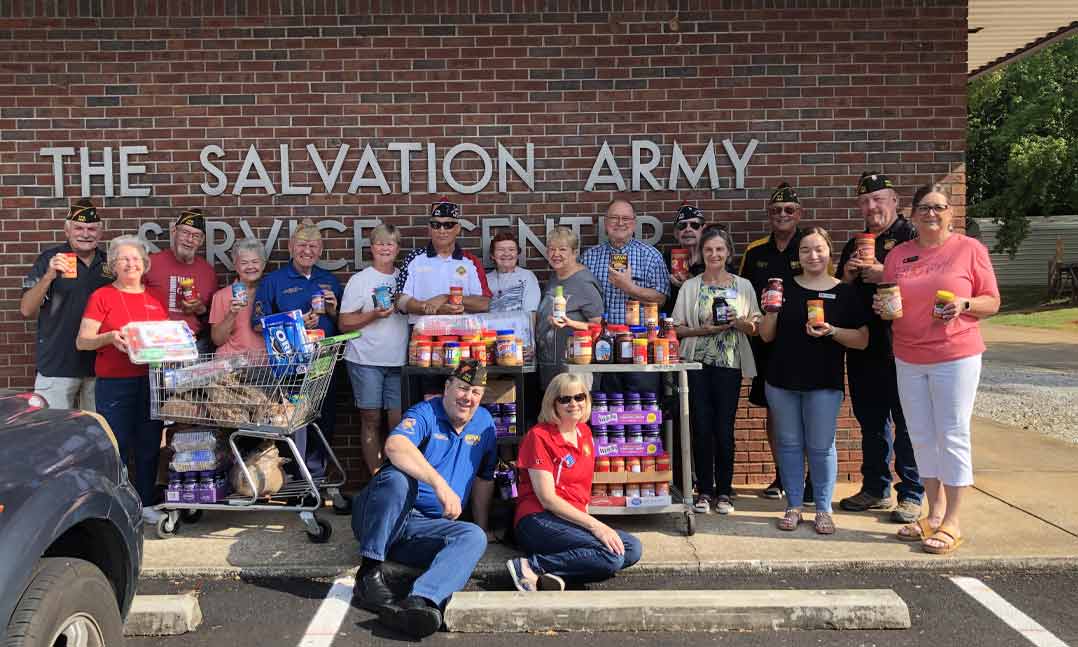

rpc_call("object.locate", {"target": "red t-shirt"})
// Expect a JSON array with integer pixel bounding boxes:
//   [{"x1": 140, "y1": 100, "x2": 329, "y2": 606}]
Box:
[
  {"x1": 82, "y1": 286, "x2": 168, "y2": 378},
  {"x1": 143, "y1": 249, "x2": 217, "y2": 336},
  {"x1": 883, "y1": 234, "x2": 1000, "y2": 365},
  {"x1": 514, "y1": 422, "x2": 595, "y2": 527}
]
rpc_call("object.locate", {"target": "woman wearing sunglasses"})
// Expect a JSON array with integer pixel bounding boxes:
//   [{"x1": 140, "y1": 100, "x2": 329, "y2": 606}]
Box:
[
  {"x1": 507, "y1": 373, "x2": 642, "y2": 591},
  {"x1": 879, "y1": 184, "x2": 999, "y2": 554},
  {"x1": 672, "y1": 226, "x2": 761, "y2": 515}
]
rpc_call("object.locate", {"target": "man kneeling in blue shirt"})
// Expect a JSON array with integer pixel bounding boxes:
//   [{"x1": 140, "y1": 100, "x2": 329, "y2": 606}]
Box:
[{"x1": 351, "y1": 359, "x2": 496, "y2": 638}]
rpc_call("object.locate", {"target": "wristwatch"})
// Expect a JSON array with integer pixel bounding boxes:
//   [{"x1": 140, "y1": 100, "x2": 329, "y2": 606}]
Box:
[
  {"x1": 964, "y1": 300, "x2": 972, "y2": 311},
  {"x1": 826, "y1": 326, "x2": 837, "y2": 337}
]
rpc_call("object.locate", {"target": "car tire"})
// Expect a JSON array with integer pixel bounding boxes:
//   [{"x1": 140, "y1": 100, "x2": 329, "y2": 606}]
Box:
[{"x1": 4, "y1": 558, "x2": 123, "y2": 647}]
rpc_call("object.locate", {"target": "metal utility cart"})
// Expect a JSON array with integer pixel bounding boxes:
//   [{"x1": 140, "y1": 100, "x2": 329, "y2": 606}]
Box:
[
  {"x1": 148, "y1": 332, "x2": 358, "y2": 543},
  {"x1": 565, "y1": 362, "x2": 702, "y2": 536}
]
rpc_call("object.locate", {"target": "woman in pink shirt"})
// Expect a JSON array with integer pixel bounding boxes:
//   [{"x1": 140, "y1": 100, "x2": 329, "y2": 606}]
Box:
[
  {"x1": 210, "y1": 238, "x2": 267, "y2": 356},
  {"x1": 879, "y1": 184, "x2": 1000, "y2": 555}
]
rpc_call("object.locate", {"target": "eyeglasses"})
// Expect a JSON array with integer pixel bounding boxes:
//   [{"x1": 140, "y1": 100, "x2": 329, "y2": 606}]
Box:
[
  {"x1": 607, "y1": 216, "x2": 635, "y2": 224},
  {"x1": 676, "y1": 220, "x2": 704, "y2": 231},
  {"x1": 555, "y1": 393, "x2": 588, "y2": 405},
  {"x1": 768, "y1": 205, "x2": 799, "y2": 216},
  {"x1": 914, "y1": 204, "x2": 951, "y2": 215},
  {"x1": 429, "y1": 220, "x2": 459, "y2": 230}
]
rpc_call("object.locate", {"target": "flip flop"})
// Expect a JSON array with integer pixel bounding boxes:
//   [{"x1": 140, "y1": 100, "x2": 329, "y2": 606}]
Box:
[
  {"x1": 897, "y1": 518, "x2": 937, "y2": 542},
  {"x1": 922, "y1": 525, "x2": 964, "y2": 555}
]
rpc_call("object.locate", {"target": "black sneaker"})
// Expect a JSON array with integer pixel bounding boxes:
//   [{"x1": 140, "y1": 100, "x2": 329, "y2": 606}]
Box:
[
  {"x1": 693, "y1": 494, "x2": 713, "y2": 513},
  {"x1": 379, "y1": 595, "x2": 442, "y2": 638},
  {"x1": 761, "y1": 478, "x2": 783, "y2": 499},
  {"x1": 352, "y1": 566, "x2": 394, "y2": 613},
  {"x1": 803, "y1": 481, "x2": 815, "y2": 507}
]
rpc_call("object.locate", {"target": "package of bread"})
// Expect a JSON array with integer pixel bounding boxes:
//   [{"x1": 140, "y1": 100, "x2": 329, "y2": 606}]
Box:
[
  {"x1": 160, "y1": 393, "x2": 206, "y2": 420},
  {"x1": 230, "y1": 441, "x2": 288, "y2": 498}
]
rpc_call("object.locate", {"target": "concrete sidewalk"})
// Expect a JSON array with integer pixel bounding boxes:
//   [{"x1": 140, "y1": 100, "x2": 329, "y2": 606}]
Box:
[{"x1": 142, "y1": 417, "x2": 1078, "y2": 579}]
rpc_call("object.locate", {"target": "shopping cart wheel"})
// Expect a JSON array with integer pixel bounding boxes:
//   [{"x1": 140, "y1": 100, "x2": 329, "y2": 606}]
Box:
[
  {"x1": 180, "y1": 509, "x2": 203, "y2": 524},
  {"x1": 306, "y1": 518, "x2": 332, "y2": 544},
  {"x1": 330, "y1": 490, "x2": 352, "y2": 516},
  {"x1": 684, "y1": 511, "x2": 696, "y2": 537},
  {"x1": 156, "y1": 515, "x2": 180, "y2": 540}
]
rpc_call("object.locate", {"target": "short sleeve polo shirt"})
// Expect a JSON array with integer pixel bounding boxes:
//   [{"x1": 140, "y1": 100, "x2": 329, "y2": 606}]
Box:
[
  {"x1": 252, "y1": 261, "x2": 343, "y2": 336},
  {"x1": 401, "y1": 245, "x2": 485, "y2": 324},
  {"x1": 513, "y1": 421, "x2": 595, "y2": 526},
  {"x1": 388, "y1": 397, "x2": 497, "y2": 518},
  {"x1": 22, "y1": 244, "x2": 112, "y2": 378}
]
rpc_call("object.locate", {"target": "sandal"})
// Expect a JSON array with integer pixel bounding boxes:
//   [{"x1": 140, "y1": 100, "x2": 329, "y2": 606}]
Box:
[
  {"x1": 777, "y1": 508, "x2": 802, "y2": 531},
  {"x1": 897, "y1": 518, "x2": 938, "y2": 542},
  {"x1": 813, "y1": 512, "x2": 835, "y2": 535},
  {"x1": 923, "y1": 525, "x2": 964, "y2": 555}
]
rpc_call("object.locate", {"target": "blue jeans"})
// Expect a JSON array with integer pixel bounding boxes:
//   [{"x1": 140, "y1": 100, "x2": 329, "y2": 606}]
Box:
[
  {"x1": 514, "y1": 511, "x2": 642, "y2": 584},
  {"x1": 95, "y1": 376, "x2": 163, "y2": 506},
  {"x1": 688, "y1": 365, "x2": 742, "y2": 497},
  {"x1": 848, "y1": 365, "x2": 923, "y2": 503},
  {"x1": 764, "y1": 384, "x2": 842, "y2": 513},
  {"x1": 350, "y1": 465, "x2": 487, "y2": 605}
]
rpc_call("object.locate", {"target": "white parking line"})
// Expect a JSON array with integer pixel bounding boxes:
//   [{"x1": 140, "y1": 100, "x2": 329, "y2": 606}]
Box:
[
  {"x1": 950, "y1": 576, "x2": 1070, "y2": 647},
  {"x1": 298, "y1": 576, "x2": 355, "y2": 647}
]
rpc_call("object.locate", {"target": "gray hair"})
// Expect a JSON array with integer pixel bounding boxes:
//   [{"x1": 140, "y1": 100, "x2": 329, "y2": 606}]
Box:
[
  {"x1": 547, "y1": 226, "x2": 580, "y2": 254},
  {"x1": 231, "y1": 237, "x2": 267, "y2": 265},
  {"x1": 107, "y1": 235, "x2": 151, "y2": 273},
  {"x1": 370, "y1": 223, "x2": 401, "y2": 246}
]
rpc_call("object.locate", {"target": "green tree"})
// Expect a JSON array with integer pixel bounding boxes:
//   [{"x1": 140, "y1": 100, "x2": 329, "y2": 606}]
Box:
[{"x1": 967, "y1": 35, "x2": 1078, "y2": 256}]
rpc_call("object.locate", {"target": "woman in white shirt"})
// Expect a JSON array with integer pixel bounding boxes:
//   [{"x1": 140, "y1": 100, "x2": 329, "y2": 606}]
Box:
[{"x1": 487, "y1": 231, "x2": 541, "y2": 313}]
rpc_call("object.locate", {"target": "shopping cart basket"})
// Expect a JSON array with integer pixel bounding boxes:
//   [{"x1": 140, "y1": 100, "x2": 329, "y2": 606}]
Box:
[{"x1": 148, "y1": 331, "x2": 358, "y2": 543}]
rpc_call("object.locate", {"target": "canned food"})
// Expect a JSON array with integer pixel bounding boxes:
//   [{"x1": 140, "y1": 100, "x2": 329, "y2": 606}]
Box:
[
  {"x1": 61, "y1": 252, "x2": 78, "y2": 279},
  {"x1": 449, "y1": 285, "x2": 464, "y2": 306},
  {"x1": 933, "y1": 290, "x2": 955, "y2": 319},
  {"x1": 231, "y1": 281, "x2": 248, "y2": 306},
  {"x1": 310, "y1": 292, "x2": 325, "y2": 314},
  {"x1": 807, "y1": 299, "x2": 825, "y2": 326},
  {"x1": 373, "y1": 285, "x2": 393, "y2": 310}
]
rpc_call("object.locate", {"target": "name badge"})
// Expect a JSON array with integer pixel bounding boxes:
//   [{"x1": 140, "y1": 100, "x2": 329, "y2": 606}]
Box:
[
  {"x1": 818, "y1": 292, "x2": 837, "y2": 300},
  {"x1": 563, "y1": 454, "x2": 576, "y2": 468},
  {"x1": 902, "y1": 256, "x2": 919, "y2": 263}
]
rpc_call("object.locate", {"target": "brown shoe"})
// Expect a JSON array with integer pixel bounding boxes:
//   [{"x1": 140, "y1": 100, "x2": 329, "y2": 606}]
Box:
[
  {"x1": 838, "y1": 490, "x2": 892, "y2": 512},
  {"x1": 890, "y1": 499, "x2": 921, "y2": 524}
]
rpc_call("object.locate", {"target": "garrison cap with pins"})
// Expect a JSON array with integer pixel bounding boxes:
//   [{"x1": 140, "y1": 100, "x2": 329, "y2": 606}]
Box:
[
  {"x1": 857, "y1": 171, "x2": 894, "y2": 196},
  {"x1": 675, "y1": 200, "x2": 704, "y2": 224},
  {"x1": 768, "y1": 182, "x2": 800, "y2": 205},
  {"x1": 431, "y1": 197, "x2": 461, "y2": 219},
  {"x1": 175, "y1": 208, "x2": 206, "y2": 232},
  {"x1": 451, "y1": 359, "x2": 487, "y2": 387},
  {"x1": 68, "y1": 198, "x2": 100, "y2": 223}
]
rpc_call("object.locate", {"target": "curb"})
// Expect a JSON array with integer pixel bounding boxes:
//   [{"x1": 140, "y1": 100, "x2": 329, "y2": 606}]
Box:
[
  {"x1": 442, "y1": 589, "x2": 911, "y2": 632},
  {"x1": 123, "y1": 593, "x2": 203, "y2": 636},
  {"x1": 141, "y1": 554, "x2": 1078, "y2": 581}
]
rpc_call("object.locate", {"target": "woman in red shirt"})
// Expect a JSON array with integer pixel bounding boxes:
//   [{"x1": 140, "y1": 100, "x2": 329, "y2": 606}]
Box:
[
  {"x1": 506, "y1": 374, "x2": 642, "y2": 591},
  {"x1": 77, "y1": 235, "x2": 168, "y2": 519},
  {"x1": 879, "y1": 184, "x2": 1000, "y2": 555}
]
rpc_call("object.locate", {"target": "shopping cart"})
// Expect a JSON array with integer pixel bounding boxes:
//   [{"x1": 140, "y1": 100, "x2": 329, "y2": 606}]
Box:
[{"x1": 148, "y1": 331, "x2": 358, "y2": 543}]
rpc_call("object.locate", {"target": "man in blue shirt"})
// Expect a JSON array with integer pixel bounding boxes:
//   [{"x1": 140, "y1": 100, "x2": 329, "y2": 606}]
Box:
[
  {"x1": 351, "y1": 359, "x2": 497, "y2": 639},
  {"x1": 581, "y1": 198, "x2": 669, "y2": 393},
  {"x1": 252, "y1": 219, "x2": 344, "y2": 479}
]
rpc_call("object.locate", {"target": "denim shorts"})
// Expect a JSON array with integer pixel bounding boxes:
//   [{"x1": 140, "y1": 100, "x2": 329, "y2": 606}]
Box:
[{"x1": 345, "y1": 361, "x2": 402, "y2": 410}]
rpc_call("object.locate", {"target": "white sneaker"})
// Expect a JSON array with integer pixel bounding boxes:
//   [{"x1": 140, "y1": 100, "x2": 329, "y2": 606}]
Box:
[
  {"x1": 142, "y1": 508, "x2": 164, "y2": 524},
  {"x1": 715, "y1": 495, "x2": 735, "y2": 515}
]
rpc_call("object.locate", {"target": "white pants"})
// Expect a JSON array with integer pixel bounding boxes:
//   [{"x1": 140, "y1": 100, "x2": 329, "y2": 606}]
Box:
[
  {"x1": 895, "y1": 354, "x2": 981, "y2": 487},
  {"x1": 34, "y1": 374, "x2": 96, "y2": 411}
]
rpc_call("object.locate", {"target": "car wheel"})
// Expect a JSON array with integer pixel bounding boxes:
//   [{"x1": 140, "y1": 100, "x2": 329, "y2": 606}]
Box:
[{"x1": 5, "y1": 558, "x2": 122, "y2": 647}]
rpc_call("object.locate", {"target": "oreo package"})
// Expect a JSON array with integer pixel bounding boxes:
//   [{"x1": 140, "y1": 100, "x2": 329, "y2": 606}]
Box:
[{"x1": 260, "y1": 310, "x2": 311, "y2": 376}]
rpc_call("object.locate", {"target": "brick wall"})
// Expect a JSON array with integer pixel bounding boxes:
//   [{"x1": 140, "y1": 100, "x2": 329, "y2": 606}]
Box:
[{"x1": 0, "y1": 1, "x2": 968, "y2": 487}]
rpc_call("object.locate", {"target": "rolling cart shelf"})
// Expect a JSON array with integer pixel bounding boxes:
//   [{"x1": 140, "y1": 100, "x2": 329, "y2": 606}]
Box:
[{"x1": 566, "y1": 362, "x2": 702, "y2": 536}]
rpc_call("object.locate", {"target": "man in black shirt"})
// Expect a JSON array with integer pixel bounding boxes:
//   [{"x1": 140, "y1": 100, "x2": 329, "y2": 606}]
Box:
[
  {"x1": 739, "y1": 183, "x2": 808, "y2": 500},
  {"x1": 663, "y1": 202, "x2": 707, "y2": 315},
  {"x1": 19, "y1": 199, "x2": 111, "y2": 410},
  {"x1": 836, "y1": 172, "x2": 924, "y2": 524}
]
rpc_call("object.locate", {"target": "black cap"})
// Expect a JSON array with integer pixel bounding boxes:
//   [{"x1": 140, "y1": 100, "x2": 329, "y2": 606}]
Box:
[
  {"x1": 68, "y1": 199, "x2": 100, "y2": 223},
  {"x1": 675, "y1": 201, "x2": 704, "y2": 224},
  {"x1": 431, "y1": 197, "x2": 461, "y2": 220},
  {"x1": 176, "y1": 208, "x2": 206, "y2": 232},
  {"x1": 768, "y1": 183, "x2": 800, "y2": 205},
  {"x1": 857, "y1": 172, "x2": 894, "y2": 196},
  {"x1": 451, "y1": 359, "x2": 487, "y2": 387}
]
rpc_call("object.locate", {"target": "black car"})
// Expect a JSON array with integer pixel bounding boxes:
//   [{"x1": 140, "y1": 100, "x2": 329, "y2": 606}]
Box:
[{"x1": 1, "y1": 390, "x2": 143, "y2": 647}]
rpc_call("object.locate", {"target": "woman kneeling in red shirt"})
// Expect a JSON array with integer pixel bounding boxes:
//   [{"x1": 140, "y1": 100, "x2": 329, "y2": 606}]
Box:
[{"x1": 506, "y1": 373, "x2": 642, "y2": 591}]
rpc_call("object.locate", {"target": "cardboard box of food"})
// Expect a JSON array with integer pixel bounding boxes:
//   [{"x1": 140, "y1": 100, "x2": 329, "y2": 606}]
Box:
[
  {"x1": 480, "y1": 378, "x2": 516, "y2": 405},
  {"x1": 588, "y1": 496, "x2": 627, "y2": 507},
  {"x1": 592, "y1": 470, "x2": 674, "y2": 485},
  {"x1": 596, "y1": 441, "x2": 664, "y2": 457},
  {"x1": 625, "y1": 494, "x2": 673, "y2": 508}
]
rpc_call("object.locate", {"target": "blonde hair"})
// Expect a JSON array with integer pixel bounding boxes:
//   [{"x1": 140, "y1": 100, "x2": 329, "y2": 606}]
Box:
[
  {"x1": 546, "y1": 226, "x2": 579, "y2": 254},
  {"x1": 370, "y1": 223, "x2": 401, "y2": 246},
  {"x1": 538, "y1": 373, "x2": 592, "y2": 425}
]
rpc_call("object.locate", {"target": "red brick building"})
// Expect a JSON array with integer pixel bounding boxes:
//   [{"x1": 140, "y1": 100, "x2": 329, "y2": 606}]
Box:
[{"x1": 0, "y1": 1, "x2": 968, "y2": 485}]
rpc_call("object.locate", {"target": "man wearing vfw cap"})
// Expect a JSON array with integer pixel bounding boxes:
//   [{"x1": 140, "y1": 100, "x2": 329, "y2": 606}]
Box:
[
  {"x1": 20, "y1": 199, "x2": 112, "y2": 409},
  {"x1": 662, "y1": 202, "x2": 708, "y2": 315},
  {"x1": 836, "y1": 172, "x2": 923, "y2": 523},
  {"x1": 351, "y1": 359, "x2": 497, "y2": 639},
  {"x1": 739, "y1": 183, "x2": 811, "y2": 500},
  {"x1": 396, "y1": 198, "x2": 491, "y2": 321},
  {"x1": 143, "y1": 208, "x2": 219, "y2": 354}
]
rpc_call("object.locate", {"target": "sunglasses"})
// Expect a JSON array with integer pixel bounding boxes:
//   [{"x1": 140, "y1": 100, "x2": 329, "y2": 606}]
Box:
[
  {"x1": 768, "y1": 205, "x2": 799, "y2": 216},
  {"x1": 555, "y1": 393, "x2": 588, "y2": 405},
  {"x1": 429, "y1": 220, "x2": 459, "y2": 230},
  {"x1": 676, "y1": 220, "x2": 704, "y2": 231}
]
